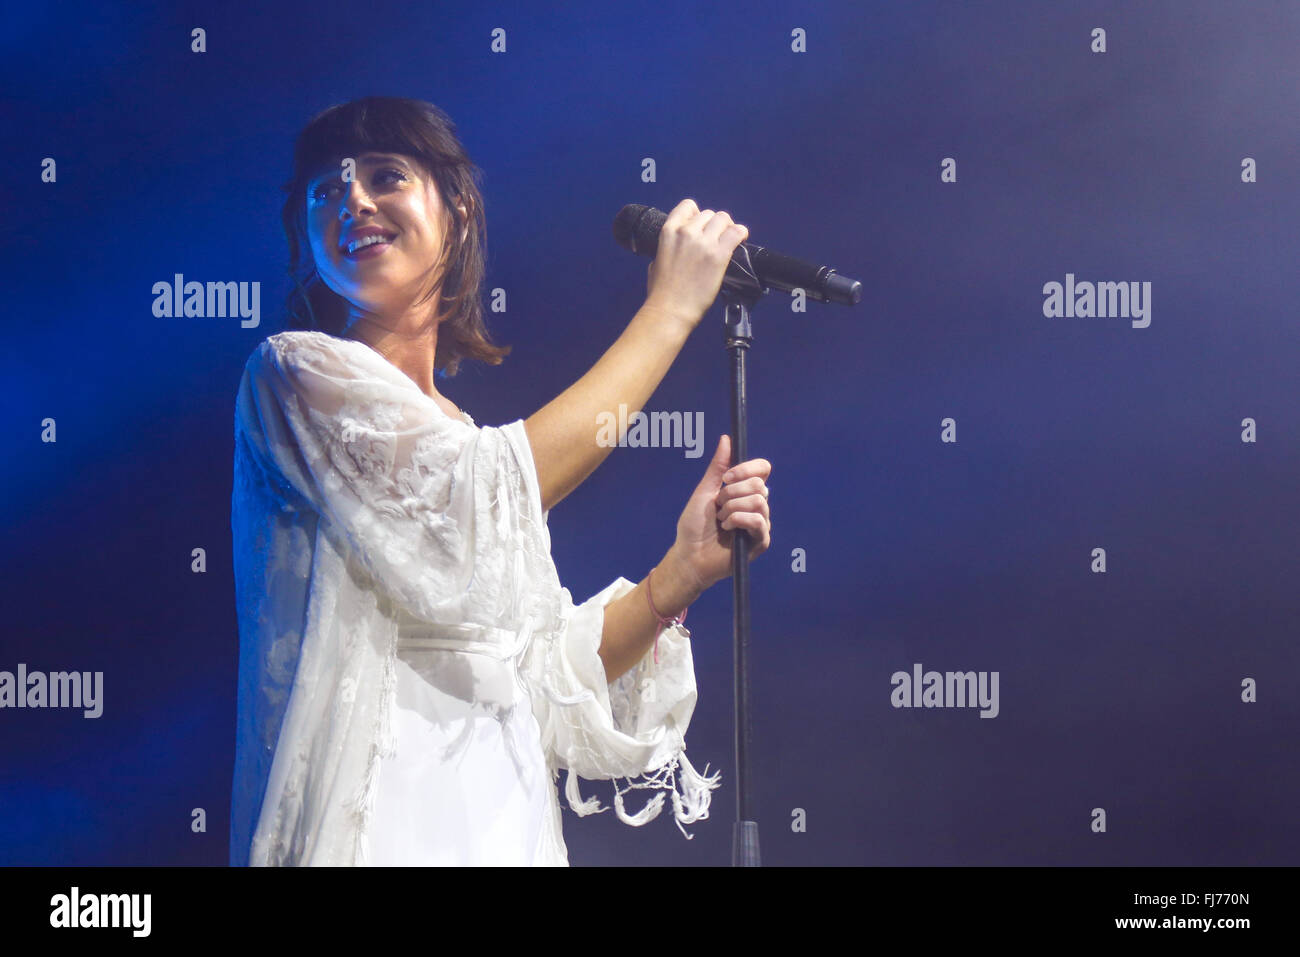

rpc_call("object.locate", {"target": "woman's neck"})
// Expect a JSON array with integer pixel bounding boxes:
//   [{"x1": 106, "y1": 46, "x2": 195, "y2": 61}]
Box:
[{"x1": 342, "y1": 309, "x2": 449, "y2": 406}]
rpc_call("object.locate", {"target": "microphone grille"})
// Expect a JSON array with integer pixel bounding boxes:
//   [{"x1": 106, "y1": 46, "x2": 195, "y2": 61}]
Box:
[{"x1": 612, "y1": 204, "x2": 666, "y2": 255}]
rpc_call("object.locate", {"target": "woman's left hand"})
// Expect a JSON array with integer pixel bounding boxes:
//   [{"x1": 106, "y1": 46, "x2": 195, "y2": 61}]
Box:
[{"x1": 669, "y1": 434, "x2": 772, "y2": 591}]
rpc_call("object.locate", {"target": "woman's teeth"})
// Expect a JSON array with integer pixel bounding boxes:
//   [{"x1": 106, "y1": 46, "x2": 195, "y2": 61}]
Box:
[{"x1": 347, "y1": 235, "x2": 391, "y2": 253}]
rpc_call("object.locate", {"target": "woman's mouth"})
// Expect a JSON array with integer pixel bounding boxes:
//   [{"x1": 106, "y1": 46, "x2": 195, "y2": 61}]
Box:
[{"x1": 342, "y1": 233, "x2": 396, "y2": 260}]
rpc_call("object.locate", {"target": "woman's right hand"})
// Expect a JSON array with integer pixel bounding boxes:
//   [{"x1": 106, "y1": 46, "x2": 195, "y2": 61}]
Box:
[{"x1": 644, "y1": 198, "x2": 749, "y2": 330}]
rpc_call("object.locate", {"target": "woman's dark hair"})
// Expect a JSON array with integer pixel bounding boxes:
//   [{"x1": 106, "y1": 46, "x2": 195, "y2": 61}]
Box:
[{"x1": 280, "y1": 97, "x2": 510, "y2": 377}]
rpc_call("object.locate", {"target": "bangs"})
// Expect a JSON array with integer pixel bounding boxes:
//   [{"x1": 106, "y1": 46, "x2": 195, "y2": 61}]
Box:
[{"x1": 290, "y1": 99, "x2": 440, "y2": 191}]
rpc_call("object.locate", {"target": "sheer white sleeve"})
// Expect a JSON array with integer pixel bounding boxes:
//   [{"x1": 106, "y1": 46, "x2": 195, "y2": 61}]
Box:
[
  {"x1": 237, "y1": 331, "x2": 540, "y2": 629},
  {"x1": 521, "y1": 578, "x2": 722, "y2": 837},
  {"x1": 496, "y1": 407, "x2": 722, "y2": 839}
]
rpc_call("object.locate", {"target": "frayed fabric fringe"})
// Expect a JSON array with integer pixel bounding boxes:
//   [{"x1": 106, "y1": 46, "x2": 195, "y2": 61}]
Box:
[{"x1": 563, "y1": 750, "x2": 722, "y2": 839}]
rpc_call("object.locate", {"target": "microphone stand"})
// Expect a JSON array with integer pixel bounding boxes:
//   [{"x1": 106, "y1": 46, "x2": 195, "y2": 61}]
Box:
[{"x1": 718, "y1": 248, "x2": 766, "y2": 867}]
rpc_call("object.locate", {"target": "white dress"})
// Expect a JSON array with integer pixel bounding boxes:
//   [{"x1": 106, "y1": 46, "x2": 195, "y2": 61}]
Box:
[
  {"x1": 229, "y1": 330, "x2": 720, "y2": 866},
  {"x1": 367, "y1": 611, "x2": 560, "y2": 866}
]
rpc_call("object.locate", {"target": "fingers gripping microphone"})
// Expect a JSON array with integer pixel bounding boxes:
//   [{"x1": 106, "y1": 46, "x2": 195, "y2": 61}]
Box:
[{"x1": 612, "y1": 204, "x2": 862, "y2": 306}]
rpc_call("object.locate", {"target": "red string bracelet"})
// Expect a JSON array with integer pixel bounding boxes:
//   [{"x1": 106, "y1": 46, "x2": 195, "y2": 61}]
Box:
[{"x1": 645, "y1": 566, "x2": 688, "y2": 665}]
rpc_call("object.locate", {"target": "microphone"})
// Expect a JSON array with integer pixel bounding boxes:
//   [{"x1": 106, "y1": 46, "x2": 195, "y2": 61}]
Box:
[{"x1": 612, "y1": 204, "x2": 861, "y2": 306}]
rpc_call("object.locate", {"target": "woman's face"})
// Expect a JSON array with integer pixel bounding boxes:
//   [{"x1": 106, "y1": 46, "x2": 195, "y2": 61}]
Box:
[{"x1": 305, "y1": 151, "x2": 465, "y2": 321}]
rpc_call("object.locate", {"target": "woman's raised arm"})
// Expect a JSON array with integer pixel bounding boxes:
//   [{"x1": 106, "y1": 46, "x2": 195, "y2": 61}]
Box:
[{"x1": 522, "y1": 199, "x2": 748, "y2": 512}]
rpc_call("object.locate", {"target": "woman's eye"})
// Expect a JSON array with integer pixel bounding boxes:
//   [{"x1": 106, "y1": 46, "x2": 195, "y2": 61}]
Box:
[{"x1": 310, "y1": 170, "x2": 405, "y2": 201}]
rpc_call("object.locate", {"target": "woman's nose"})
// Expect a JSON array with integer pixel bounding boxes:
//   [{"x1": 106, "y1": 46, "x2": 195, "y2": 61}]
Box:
[{"x1": 339, "y1": 180, "x2": 376, "y2": 220}]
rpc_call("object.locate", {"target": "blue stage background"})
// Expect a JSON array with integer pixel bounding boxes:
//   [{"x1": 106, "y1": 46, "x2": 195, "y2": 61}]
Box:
[{"x1": 2, "y1": 0, "x2": 1296, "y2": 865}]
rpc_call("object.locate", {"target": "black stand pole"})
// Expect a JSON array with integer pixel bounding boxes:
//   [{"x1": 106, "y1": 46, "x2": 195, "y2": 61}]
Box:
[{"x1": 720, "y1": 252, "x2": 766, "y2": 867}]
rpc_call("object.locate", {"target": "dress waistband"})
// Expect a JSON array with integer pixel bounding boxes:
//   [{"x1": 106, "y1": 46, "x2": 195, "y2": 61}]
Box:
[{"x1": 394, "y1": 619, "x2": 530, "y2": 660}]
